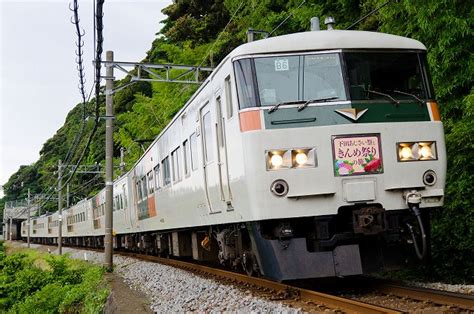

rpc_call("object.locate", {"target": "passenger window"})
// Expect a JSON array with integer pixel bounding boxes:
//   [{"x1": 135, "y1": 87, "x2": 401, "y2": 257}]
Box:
[
  {"x1": 136, "y1": 179, "x2": 142, "y2": 200},
  {"x1": 162, "y1": 157, "x2": 171, "y2": 186},
  {"x1": 141, "y1": 176, "x2": 147, "y2": 199},
  {"x1": 183, "y1": 139, "x2": 190, "y2": 176},
  {"x1": 154, "y1": 164, "x2": 161, "y2": 190},
  {"x1": 122, "y1": 184, "x2": 128, "y2": 208},
  {"x1": 225, "y1": 75, "x2": 233, "y2": 118},
  {"x1": 147, "y1": 171, "x2": 154, "y2": 194},
  {"x1": 172, "y1": 147, "x2": 182, "y2": 182},
  {"x1": 190, "y1": 133, "x2": 198, "y2": 171}
]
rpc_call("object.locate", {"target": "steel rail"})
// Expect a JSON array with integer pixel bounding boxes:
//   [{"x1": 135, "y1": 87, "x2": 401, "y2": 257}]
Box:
[
  {"x1": 376, "y1": 283, "x2": 474, "y2": 311},
  {"x1": 121, "y1": 252, "x2": 401, "y2": 314}
]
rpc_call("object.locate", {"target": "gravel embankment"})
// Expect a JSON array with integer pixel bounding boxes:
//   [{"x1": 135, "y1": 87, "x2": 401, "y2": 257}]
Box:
[{"x1": 36, "y1": 245, "x2": 297, "y2": 312}]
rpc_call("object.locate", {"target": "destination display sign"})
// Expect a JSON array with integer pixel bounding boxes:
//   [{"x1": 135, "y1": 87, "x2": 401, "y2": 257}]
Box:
[{"x1": 333, "y1": 134, "x2": 383, "y2": 176}]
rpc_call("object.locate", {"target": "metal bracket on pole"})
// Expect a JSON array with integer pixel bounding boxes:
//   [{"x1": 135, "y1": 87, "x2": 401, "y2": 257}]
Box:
[{"x1": 100, "y1": 61, "x2": 214, "y2": 94}]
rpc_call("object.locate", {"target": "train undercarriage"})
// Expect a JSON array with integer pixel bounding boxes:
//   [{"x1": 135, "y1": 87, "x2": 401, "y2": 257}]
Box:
[{"x1": 27, "y1": 204, "x2": 429, "y2": 282}]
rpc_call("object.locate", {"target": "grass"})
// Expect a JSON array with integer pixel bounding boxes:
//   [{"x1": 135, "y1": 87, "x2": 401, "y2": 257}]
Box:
[{"x1": 0, "y1": 241, "x2": 109, "y2": 313}]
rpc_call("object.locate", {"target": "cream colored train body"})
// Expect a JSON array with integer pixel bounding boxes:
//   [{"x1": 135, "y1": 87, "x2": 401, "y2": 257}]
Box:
[{"x1": 23, "y1": 30, "x2": 446, "y2": 281}]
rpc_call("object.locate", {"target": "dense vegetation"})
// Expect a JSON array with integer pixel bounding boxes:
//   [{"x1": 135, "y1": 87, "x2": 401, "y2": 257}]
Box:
[
  {"x1": 0, "y1": 242, "x2": 108, "y2": 312},
  {"x1": 1, "y1": 0, "x2": 472, "y2": 282}
]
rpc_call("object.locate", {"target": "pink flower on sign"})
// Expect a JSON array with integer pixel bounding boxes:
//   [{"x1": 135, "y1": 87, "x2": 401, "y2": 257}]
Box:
[
  {"x1": 364, "y1": 158, "x2": 381, "y2": 172},
  {"x1": 338, "y1": 167, "x2": 349, "y2": 175}
]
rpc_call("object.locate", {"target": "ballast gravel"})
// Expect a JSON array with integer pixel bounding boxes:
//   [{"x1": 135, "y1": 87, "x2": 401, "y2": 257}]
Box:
[{"x1": 56, "y1": 246, "x2": 297, "y2": 312}]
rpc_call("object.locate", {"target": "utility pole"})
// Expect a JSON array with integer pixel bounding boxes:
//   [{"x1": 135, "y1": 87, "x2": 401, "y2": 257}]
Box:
[
  {"x1": 27, "y1": 188, "x2": 31, "y2": 248},
  {"x1": 58, "y1": 159, "x2": 63, "y2": 255},
  {"x1": 104, "y1": 50, "x2": 114, "y2": 271}
]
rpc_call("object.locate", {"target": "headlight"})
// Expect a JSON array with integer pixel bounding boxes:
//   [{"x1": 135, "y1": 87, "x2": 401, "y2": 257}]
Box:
[
  {"x1": 267, "y1": 150, "x2": 291, "y2": 170},
  {"x1": 267, "y1": 148, "x2": 316, "y2": 170},
  {"x1": 295, "y1": 152, "x2": 308, "y2": 165},
  {"x1": 397, "y1": 142, "x2": 437, "y2": 162},
  {"x1": 270, "y1": 154, "x2": 284, "y2": 167}
]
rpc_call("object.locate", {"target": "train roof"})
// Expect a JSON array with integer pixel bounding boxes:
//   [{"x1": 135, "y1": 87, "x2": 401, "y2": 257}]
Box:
[{"x1": 230, "y1": 30, "x2": 426, "y2": 58}]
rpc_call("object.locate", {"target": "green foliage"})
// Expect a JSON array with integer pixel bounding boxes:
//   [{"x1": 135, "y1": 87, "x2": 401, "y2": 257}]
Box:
[{"x1": 0, "y1": 249, "x2": 108, "y2": 313}]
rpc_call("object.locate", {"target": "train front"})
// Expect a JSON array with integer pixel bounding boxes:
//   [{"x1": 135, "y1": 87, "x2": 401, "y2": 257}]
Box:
[{"x1": 233, "y1": 31, "x2": 446, "y2": 281}]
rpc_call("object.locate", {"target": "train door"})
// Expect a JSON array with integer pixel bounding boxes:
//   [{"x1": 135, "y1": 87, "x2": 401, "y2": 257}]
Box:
[
  {"x1": 129, "y1": 175, "x2": 139, "y2": 228},
  {"x1": 200, "y1": 102, "x2": 224, "y2": 213},
  {"x1": 215, "y1": 94, "x2": 232, "y2": 207}
]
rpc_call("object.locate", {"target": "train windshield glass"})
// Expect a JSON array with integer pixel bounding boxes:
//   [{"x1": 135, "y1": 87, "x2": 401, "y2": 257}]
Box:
[
  {"x1": 234, "y1": 53, "x2": 347, "y2": 109},
  {"x1": 344, "y1": 52, "x2": 428, "y2": 101}
]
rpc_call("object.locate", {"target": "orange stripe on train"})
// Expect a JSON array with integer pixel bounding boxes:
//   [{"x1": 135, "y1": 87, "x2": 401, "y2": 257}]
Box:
[
  {"x1": 239, "y1": 110, "x2": 262, "y2": 132},
  {"x1": 428, "y1": 101, "x2": 441, "y2": 121}
]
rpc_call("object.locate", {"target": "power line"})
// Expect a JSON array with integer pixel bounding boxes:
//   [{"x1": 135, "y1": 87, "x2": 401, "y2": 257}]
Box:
[
  {"x1": 269, "y1": 0, "x2": 306, "y2": 36},
  {"x1": 63, "y1": 0, "x2": 88, "y2": 166},
  {"x1": 346, "y1": 0, "x2": 391, "y2": 30},
  {"x1": 198, "y1": 1, "x2": 245, "y2": 67},
  {"x1": 35, "y1": 0, "x2": 106, "y2": 210}
]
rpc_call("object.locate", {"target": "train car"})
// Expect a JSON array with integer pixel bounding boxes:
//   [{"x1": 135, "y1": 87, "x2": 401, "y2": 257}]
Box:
[{"x1": 24, "y1": 26, "x2": 446, "y2": 282}]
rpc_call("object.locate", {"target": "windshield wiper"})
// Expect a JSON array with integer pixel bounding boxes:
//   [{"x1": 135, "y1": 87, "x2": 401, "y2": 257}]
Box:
[
  {"x1": 297, "y1": 96, "x2": 339, "y2": 112},
  {"x1": 366, "y1": 89, "x2": 400, "y2": 105},
  {"x1": 268, "y1": 100, "x2": 304, "y2": 114},
  {"x1": 392, "y1": 90, "x2": 424, "y2": 105}
]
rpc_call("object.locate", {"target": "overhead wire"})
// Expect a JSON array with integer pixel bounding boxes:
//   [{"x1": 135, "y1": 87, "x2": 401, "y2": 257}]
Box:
[
  {"x1": 35, "y1": 0, "x2": 105, "y2": 210},
  {"x1": 63, "y1": 0, "x2": 88, "y2": 166},
  {"x1": 346, "y1": 0, "x2": 391, "y2": 30},
  {"x1": 269, "y1": 0, "x2": 306, "y2": 36},
  {"x1": 198, "y1": 1, "x2": 245, "y2": 68}
]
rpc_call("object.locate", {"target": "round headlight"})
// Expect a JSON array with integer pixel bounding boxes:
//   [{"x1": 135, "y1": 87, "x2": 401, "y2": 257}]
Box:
[
  {"x1": 270, "y1": 154, "x2": 283, "y2": 168},
  {"x1": 419, "y1": 145, "x2": 433, "y2": 159},
  {"x1": 295, "y1": 152, "x2": 308, "y2": 166},
  {"x1": 400, "y1": 146, "x2": 413, "y2": 160}
]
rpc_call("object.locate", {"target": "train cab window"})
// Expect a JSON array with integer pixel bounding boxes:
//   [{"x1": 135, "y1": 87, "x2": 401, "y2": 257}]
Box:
[
  {"x1": 303, "y1": 54, "x2": 347, "y2": 101},
  {"x1": 154, "y1": 164, "x2": 161, "y2": 190},
  {"x1": 183, "y1": 139, "x2": 190, "y2": 176},
  {"x1": 224, "y1": 75, "x2": 233, "y2": 118},
  {"x1": 147, "y1": 171, "x2": 155, "y2": 194},
  {"x1": 344, "y1": 52, "x2": 428, "y2": 101},
  {"x1": 172, "y1": 147, "x2": 182, "y2": 182},
  {"x1": 254, "y1": 56, "x2": 299, "y2": 106},
  {"x1": 162, "y1": 156, "x2": 171, "y2": 186},
  {"x1": 190, "y1": 133, "x2": 198, "y2": 171},
  {"x1": 234, "y1": 58, "x2": 258, "y2": 109}
]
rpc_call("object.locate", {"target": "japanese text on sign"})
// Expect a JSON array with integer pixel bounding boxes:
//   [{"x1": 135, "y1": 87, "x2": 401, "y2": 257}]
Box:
[{"x1": 333, "y1": 135, "x2": 383, "y2": 176}]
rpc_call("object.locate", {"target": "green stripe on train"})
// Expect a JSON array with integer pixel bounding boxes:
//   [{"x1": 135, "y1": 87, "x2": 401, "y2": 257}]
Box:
[{"x1": 263, "y1": 102, "x2": 430, "y2": 129}]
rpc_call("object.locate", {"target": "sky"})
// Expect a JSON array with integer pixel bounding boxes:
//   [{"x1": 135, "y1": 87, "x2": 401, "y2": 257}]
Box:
[{"x1": 0, "y1": 0, "x2": 170, "y2": 186}]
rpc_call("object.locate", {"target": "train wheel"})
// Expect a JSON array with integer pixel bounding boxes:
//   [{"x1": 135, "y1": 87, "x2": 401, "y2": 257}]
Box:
[{"x1": 242, "y1": 251, "x2": 257, "y2": 276}]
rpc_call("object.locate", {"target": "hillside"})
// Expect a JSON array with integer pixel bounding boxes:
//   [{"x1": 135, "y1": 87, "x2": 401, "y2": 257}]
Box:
[{"x1": 2, "y1": 0, "x2": 473, "y2": 281}]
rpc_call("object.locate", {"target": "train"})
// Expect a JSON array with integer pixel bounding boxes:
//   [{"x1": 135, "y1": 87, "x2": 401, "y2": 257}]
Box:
[{"x1": 22, "y1": 26, "x2": 446, "y2": 282}]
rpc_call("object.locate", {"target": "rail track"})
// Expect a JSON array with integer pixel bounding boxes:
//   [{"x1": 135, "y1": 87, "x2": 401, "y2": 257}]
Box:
[
  {"x1": 374, "y1": 282, "x2": 474, "y2": 311},
  {"x1": 13, "y1": 242, "x2": 474, "y2": 313},
  {"x1": 118, "y1": 251, "x2": 401, "y2": 313}
]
